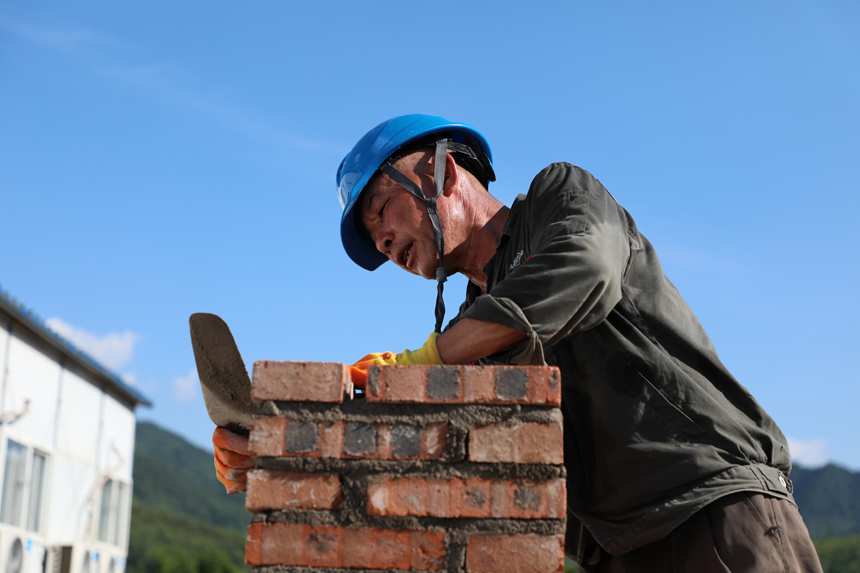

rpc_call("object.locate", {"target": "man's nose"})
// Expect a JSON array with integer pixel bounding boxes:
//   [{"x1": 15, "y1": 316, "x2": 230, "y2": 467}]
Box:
[{"x1": 374, "y1": 228, "x2": 394, "y2": 256}]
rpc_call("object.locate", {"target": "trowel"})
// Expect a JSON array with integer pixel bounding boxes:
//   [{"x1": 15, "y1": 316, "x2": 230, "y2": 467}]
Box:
[{"x1": 189, "y1": 313, "x2": 257, "y2": 436}]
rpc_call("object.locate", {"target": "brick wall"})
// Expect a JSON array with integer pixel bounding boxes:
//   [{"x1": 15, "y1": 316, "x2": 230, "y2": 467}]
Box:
[{"x1": 245, "y1": 361, "x2": 566, "y2": 573}]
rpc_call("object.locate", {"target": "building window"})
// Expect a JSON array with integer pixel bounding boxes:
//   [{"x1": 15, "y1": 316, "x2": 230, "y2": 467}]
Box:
[
  {"x1": 98, "y1": 479, "x2": 130, "y2": 546},
  {"x1": 0, "y1": 440, "x2": 50, "y2": 532},
  {"x1": 98, "y1": 480, "x2": 113, "y2": 542},
  {"x1": 27, "y1": 450, "x2": 48, "y2": 532},
  {"x1": 114, "y1": 481, "x2": 129, "y2": 545},
  {"x1": 0, "y1": 439, "x2": 27, "y2": 526}
]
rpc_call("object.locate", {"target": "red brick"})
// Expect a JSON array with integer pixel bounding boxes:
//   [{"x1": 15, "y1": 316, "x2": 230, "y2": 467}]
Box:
[
  {"x1": 466, "y1": 533, "x2": 564, "y2": 573},
  {"x1": 245, "y1": 470, "x2": 342, "y2": 512},
  {"x1": 490, "y1": 481, "x2": 507, "y2": 518},
  {"x1": 451, "y1": 477, "x2": 492, "y2": 518},
  {"x1": 365, "y1": 365, "x2": 441, "y2": 403},
  {"x1": 248, "y1": 416, "x2": 286, "y2": 457},
  {"x1": 546, "y1": 478, "x2": 567, "y2": 519},
  {"x1": 462, "y1": 366, "x2": 495, "y2": 403},
  {"x1": 366, "y1": 476, "x2": 562, "y2": 519},
  {"x1": 342, "y1": 421, "x2": 380, "y2": 458},
  {"x1": 367, "y1": 365, "x2": 426, "y2": 401},
  {"x1": 249, "y1": 522, "x2": 304, "y2": 566},
  {"x1": 424, "y1": 422, "x2": 447, "y2": 460},
  {"x1": 367, "y1": 365, "x2": 561, "y2": 405},
  {"x1": 263, "y1": 420, "x2": 447, "y2": 461},
  {"x1": 371, "y1": 529, "x2": 411, "y2": 570},
  {"x1": 492, "y1": 367, "x2": 530, "y2": 402},
  {"x1": 249, "y1": 523, "x2": 447, "y2": 570},
  {"x1": 319, "y1": 420, "x2": 344, "y2": 458},
  {"x1": 283, "y1": 419, "x2": 321, "y2": 457},
  {"x1": 505, "y1": 480, "x2": 548, "y2": 519},
  {"x1": 411, "y1": 530, "x2": 446, "y2": 571},
  {"x1": 425, "y1": 367, "x2": 463, "y2": 401},
  {"x1": 377, "y1": 423, "x2": 393, "y2": 460},
  {"x1": 341, "y1": 528, "x2": 445, "y2": 570},
  {"x1": 366, "y1": 478, "x2": 390, "y2": 516},
  {"x1": 245, "y1": 523, "x2": 263, "y2": 565},
  {"x1": 303, "y1": 525, "x2": 343, "y2": 567},
  {"x1": 252, "y1": 361, "x2": 346, "y2": 403},
  {"x1": 367, "y1": 477, "x2": 427, "y2": 516},
  {"x1": 469, "y1": 421, "x2": 563, "y2": 464},
  {"x1": 342, "y1": 527, "x2": 375, "y2": 569},
  {"x1": 526, "y1": 367, "x2": 561, "y2": 406},
  {"x1": 426, "y1": 478, "x2": 450, "y2": 518}
]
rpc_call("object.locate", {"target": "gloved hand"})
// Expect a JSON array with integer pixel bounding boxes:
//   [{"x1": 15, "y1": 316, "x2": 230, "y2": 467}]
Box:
[
  {"x1": 212, "y1": 427, "x2": 254, "y2": 494},
  {"x1": 347, "y1": 333, "x2": 443, "y2": 388}
]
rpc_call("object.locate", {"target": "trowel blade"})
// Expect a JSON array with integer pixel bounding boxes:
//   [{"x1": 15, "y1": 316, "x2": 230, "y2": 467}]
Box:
[{"x1": 189, "y1": 313, "x2": 256, "y2": 436}]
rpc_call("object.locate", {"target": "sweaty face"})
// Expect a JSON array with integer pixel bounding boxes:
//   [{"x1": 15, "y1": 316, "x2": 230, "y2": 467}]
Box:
[{"x1": 359, "y1": 177, "x2": 440, "y2": 279}]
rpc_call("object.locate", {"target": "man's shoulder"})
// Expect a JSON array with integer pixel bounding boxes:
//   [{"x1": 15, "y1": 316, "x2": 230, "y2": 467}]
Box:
[
  {"x1": 527, "y1": 162, "x2": 600, "y2": 196},
  {"x1": 519, "y1": 162, "x2": 602, "y2": 215}
]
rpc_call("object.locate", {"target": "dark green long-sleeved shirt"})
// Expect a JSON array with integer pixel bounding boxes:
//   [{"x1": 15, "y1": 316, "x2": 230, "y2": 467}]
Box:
[{"x1": 449, "y1": 163, "x2": 793, "y2": 556}]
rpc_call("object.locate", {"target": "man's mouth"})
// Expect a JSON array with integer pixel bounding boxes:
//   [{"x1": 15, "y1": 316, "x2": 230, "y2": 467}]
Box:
[{"x1": 404, "y1": 244, "x2": 412, "y2": 267}]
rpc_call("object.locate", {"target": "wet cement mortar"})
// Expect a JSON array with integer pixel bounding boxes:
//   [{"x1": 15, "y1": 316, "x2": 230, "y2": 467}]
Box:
[{"x1": 249, "y1": 397, "x2": 566, "y2": 572}]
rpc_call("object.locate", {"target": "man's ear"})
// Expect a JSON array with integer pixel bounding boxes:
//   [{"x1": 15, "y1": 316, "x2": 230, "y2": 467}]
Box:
[{"x1": 442, "y1": 152, "x2": 459, "y2": 197}]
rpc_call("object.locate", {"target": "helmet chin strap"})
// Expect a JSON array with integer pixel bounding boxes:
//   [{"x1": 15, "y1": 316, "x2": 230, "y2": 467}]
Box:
[{"x1": 379, "y1": 137, "x2": 449, "y2": 333}]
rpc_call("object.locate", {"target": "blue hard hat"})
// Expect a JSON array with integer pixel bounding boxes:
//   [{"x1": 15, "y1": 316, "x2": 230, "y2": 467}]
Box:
[{"x1": 337, "y1": 114, "x2": 493, "y2": 271}]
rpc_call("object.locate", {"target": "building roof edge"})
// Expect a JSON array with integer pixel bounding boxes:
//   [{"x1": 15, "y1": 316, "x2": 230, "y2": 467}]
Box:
[{"x1": 0, "y1": 285, "x2": 153, "y2": 408}]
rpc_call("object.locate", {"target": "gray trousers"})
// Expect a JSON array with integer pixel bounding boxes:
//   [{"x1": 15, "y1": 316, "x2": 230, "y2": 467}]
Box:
[{"x1": 585, "y1": 492, "x2": 823, "y2": 573}]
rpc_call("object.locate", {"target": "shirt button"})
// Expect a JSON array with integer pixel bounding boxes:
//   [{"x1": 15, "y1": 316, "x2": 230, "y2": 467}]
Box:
[{"x1": 779, "y1": 475, "x2": 787, "y2": 488}]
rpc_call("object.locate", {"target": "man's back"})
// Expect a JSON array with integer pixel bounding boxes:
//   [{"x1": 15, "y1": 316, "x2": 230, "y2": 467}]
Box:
[{"x1": 452, "y1": 162, "x2": 793, "y2": 554}]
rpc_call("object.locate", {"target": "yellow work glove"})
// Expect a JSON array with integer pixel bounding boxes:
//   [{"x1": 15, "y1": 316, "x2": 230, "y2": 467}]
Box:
[
  {"x1": 347, "y1": 333, "x2": 443, "y2": 388},
  {"x1": 212, "y1": 427, "x2": 254, "y2": 494}
]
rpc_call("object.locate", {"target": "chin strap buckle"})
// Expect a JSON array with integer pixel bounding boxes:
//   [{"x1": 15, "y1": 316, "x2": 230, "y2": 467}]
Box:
[{"x1": 435, "y1": 267, "x2": 448, "y2": 284}]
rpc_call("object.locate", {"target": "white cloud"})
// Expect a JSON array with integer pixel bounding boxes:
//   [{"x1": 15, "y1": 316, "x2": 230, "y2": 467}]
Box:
[
  {"x1": 787, "y1": 437, "x2": 829, "y2": 468},
  {"x1": 172, "y1": 369, "x2": 200, "y2": 403},
  {"x1": 45, "y1": 317, "x2": 140, "y2": 371}
]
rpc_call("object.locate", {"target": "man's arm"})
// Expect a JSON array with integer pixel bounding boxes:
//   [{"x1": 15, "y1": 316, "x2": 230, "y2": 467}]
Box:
[
  {"x1": 436, "y1": 318, "x2": 526, "y2": 364},
  {"x1": 455, "y1": 164, "x2": 629, "y2": 363}
]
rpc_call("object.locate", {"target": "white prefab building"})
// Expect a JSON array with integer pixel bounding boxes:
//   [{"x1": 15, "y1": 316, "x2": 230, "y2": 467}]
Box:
[{"x1": 0, "y1": 289, "x2": 150, "y2": 573}]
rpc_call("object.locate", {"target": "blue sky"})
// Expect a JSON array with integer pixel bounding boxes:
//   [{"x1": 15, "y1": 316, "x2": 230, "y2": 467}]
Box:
[{"x1": 1, "y1": 1, "x2": 858, "y2": 470}]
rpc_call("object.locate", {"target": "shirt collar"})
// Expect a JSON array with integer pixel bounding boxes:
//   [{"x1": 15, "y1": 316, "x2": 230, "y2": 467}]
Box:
[
  {"x1": 478, "y1": 194, "x2": 526, "y2": 281},
  {"x1": 500, "y1": 194, "x2": 527, "y2": 237}
]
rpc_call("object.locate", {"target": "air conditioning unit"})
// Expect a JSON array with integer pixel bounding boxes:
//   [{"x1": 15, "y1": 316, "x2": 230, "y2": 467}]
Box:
[
  {"x1": 73, "y1": 547, "x2": 95, "y2": 573},
  {"x1": 45, "y1": 544, "x2": 101, "y2": 573},
  {"x1": 0, "y1": 533, "x2": 28, "y2": 573},
  {"x1": 46, "y1": 546, "x2": 74, "y2": 573},
  {"x1": 95, "y1": 550, "x2": 124, "y2": 573},
  {"x1": 99, "y1": 553, "x2": 123, "y2": 573}
]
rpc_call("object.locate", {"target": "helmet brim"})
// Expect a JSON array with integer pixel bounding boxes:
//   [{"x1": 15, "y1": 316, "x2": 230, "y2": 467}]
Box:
[{"x1": 340, "y1": 196, "x2": 388, "y2": 271}]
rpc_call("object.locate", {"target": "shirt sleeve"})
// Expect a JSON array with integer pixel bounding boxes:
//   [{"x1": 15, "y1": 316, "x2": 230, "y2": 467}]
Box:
[{"x1": 461, "y1": 163, "x2": 630, "y2": 365}]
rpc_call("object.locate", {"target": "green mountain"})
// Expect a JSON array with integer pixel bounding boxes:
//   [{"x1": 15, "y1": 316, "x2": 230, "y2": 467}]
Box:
[
  {"x1": 129, "y1": 422, "x2": 251, "y2": 572},
  {"x1": 815, "y1": 535, "x2": 860, "y2": 573},
  {"x1": 127, "y1": 501, "x2": 246, "y2": 573},
  {"x1": 792, "y1": 464, "x2": 860, "y2": 539},
  {"x1": 133, "y1": 421, "x2": 249, "y2": 530}
]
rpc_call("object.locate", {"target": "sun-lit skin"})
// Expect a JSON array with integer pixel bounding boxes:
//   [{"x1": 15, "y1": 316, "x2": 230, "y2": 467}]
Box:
[
  {"x1": 360, "y1": 148, "x2": 506, "y2": 290},
  {"x1": 359, "y1": 149, "x2": 527, "y2": 364}
]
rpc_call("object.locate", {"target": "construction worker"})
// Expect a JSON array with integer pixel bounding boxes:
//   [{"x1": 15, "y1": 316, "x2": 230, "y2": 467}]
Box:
[{"x1": 215, "y1": 115, "x2": 822, "y2": 572}]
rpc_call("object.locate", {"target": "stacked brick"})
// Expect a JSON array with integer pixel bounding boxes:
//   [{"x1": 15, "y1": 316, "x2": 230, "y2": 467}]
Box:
[{"x1": 245, "y1": 361, "x2": 566, "y2": 573}]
